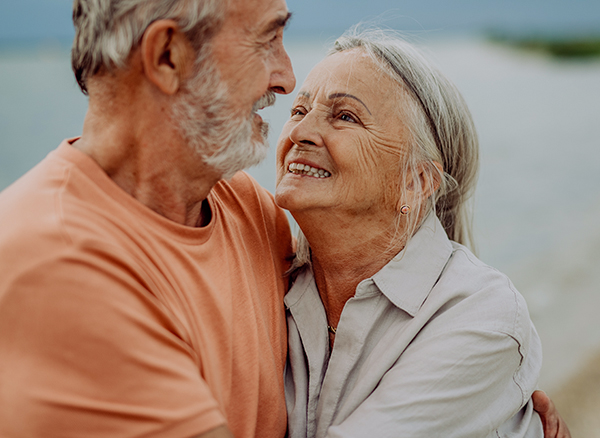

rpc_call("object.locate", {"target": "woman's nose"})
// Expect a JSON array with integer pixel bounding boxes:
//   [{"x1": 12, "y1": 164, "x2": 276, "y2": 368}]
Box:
[{"x1": 288, "y1": 111, "x2": 324, "y2": 148}]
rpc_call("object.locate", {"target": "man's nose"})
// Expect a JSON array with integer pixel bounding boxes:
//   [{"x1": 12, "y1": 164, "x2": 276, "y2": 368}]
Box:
[{"x1": 269, "y1": 43, "x2": 296, "y2": 95}]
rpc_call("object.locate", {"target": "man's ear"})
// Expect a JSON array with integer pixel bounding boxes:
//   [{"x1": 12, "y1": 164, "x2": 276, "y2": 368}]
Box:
[{"x1": 140, "y1": 19, "x2": 195, "y2": 95}]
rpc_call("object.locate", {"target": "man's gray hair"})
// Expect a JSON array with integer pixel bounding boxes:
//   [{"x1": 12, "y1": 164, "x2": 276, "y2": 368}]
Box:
[
  {"x1": 292, "y1": 26, "x2": 480, "y2": 270},
  {"x1": 71, "y1": 0, "x2": 224, "y2": 94}
]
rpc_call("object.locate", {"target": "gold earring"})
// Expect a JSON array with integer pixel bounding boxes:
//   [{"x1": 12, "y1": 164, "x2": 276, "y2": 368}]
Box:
[{"x1": 400, "y1": 204, "x2": 411, "y2": 215}]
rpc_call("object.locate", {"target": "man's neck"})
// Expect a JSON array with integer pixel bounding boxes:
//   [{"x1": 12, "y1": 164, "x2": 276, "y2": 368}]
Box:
[{"x1": 74, "y1": 86, "x2": 221, "y2": 227}]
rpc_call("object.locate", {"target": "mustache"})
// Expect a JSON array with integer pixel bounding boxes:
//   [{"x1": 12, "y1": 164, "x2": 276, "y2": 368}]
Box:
[{"x1": 252, "y1": 91, "x2": 276, "y2": 112}]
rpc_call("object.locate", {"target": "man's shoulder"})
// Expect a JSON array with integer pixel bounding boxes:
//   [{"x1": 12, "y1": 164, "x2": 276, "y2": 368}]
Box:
[
  {"x1": 0, "y1": 145, "x2": 137, "y2": 271},
  {"x1": 212, "y1": 172, "x2": 293, "y2": 261},
  {"x1": 0, "y1": 147, "x2": 70, "y2": 241},
  {"x1": 214, "y1": 171, "x2": 273, "y2": 200},
  {"x1": 0, "y1": 141, "x2": 94, "y2": 226},
  {"x1": 212, "y1": 171, "x2": 280, "y2": 218}
]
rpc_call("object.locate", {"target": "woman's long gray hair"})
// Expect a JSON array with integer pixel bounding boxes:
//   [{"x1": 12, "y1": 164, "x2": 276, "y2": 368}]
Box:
[{"x1": 291, "y1": 26, "x2": 479, "y2": 270}]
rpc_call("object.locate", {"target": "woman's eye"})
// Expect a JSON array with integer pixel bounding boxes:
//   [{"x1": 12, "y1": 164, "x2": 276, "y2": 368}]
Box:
[
  {"x1": 268, "y1": 33, "x2": 278, "y2": 44},
  {"x1": 265, "y1": 30, "x2": 283, "y2": 47},
  {"x1": 290, "y1": 107, "x2": 306, "y2": 118},
  {"x1": 339, "y1": 112, "x2": 357, "y2": 123}
]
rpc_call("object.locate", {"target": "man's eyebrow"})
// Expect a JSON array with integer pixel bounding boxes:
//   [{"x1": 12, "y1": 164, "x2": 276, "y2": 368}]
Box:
[
  {"x1": 328, "y1": 93, "x2": 372, "y2": 115},
  {"x1": 263, "y1": 12, "x2": 292, "y2": 34}
]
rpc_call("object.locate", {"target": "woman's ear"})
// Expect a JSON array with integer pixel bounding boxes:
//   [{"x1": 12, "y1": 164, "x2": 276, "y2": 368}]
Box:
[
  {"x1": 140, "y1": 19, "x2": 195, "y2": 95},
  {"x1": 419, "y1": 161, "x2": 444, "y2": 201},
  {"x1": 396, "y1": 161, "x2": 444, "y2": 213}
]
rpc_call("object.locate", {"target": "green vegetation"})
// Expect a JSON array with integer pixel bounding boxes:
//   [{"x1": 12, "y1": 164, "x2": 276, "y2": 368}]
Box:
[{"x1": 486, "y1": 31, "x2": 600, "y2": 59}]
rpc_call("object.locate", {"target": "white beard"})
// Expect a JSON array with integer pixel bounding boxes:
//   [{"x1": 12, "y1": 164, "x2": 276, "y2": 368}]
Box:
[{"x1": 172, "y1": 58, "x2": 274, "y2": 179}]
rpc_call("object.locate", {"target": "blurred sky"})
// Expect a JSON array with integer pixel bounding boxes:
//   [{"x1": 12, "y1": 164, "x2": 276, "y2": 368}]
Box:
[{"x1": 1, "y1": 0, "x2": 599, "y2": 42}]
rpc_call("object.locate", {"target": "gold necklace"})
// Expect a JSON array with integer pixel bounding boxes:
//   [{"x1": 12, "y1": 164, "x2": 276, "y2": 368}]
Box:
[{"x1": 327, "y1": 325, "x2": 337, "y2": 335}]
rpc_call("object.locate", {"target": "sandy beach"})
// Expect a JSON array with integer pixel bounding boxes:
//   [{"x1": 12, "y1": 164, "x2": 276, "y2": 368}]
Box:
[
  {"x1": 507, "y1": 201, "x2": 600, "y2": 437},
  {"x1": 551, "y1": 349, "x2": 600, "y2": 437}
]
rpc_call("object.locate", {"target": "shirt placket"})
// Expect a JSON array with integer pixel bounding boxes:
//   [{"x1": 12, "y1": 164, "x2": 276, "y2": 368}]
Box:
[{"x1": 314, "y1": 281, "x2": 381, "y2": 438}]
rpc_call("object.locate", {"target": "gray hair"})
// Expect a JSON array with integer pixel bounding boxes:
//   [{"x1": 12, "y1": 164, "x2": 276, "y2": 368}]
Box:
[
  {"x1": 71, "y1": 0, "x2": 224, "y2": 94},
  {"x1": 293, "y1": 26, "x2": 479, "y2": 269}
]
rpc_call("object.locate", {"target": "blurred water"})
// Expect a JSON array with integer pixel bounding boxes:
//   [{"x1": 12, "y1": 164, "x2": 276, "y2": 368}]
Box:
[
  {"x1": 0, "y1": 43, "x2": 88, "y2": 188},
  {"x1": 1, "y1": 37, "x2": 600, "y2": 390}
]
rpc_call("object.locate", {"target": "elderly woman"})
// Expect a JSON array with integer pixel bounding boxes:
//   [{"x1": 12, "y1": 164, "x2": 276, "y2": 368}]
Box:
[{"x1": 275, "y1": 29, "x2": 549, "y2": 437}]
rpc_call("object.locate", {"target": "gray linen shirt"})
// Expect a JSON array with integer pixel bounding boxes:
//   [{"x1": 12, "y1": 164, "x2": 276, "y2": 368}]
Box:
[{"x1": 285, "y1": 214, "x2": 543, "y2": 438}]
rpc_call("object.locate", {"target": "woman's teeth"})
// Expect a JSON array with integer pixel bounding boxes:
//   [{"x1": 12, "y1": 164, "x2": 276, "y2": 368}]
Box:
[{"x1": 288, "y1": 162, "x2": 331, "y2": 178}]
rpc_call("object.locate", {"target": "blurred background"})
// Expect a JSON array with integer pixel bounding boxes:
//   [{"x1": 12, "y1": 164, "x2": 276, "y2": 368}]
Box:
[{"x1": 1, "y1": 0, "x2": 599, "y2": 435}]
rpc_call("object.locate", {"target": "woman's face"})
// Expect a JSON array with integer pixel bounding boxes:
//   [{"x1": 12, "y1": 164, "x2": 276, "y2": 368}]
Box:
[{"x1": 275, "y1": 49, "x2": 411, "y2": 221}]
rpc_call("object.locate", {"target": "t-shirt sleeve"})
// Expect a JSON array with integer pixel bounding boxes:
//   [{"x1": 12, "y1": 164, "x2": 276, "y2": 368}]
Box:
[{"x1": 0, "y1": 248, "x2": 226, "y2": 438}]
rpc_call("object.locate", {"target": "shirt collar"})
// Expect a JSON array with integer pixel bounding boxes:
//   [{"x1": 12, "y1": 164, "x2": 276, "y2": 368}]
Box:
[
  {"x1": 284, "y1": 214, "x2": 454, "y2": 317},
  {"x1": 284, "y1": 265, "x2": 315, "y2": 309},
  {"x1": 370, "y1": 213, "x2": 453, "y2": 317}
]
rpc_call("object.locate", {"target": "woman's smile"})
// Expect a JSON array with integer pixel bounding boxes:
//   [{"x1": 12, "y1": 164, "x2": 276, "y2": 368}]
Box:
[
  {"x1": 275, "y1": 49, "x2": 408, "y2": 219},
  {"x1": 287, "y1": 162, "x2": 331, "y2": 178}
]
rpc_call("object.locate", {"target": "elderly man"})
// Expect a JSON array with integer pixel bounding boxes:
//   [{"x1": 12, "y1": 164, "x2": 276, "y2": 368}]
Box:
[
  {"x1": 0, "y1": 1, "x2": 570, "y2": 437},
  {"x1": 0, "y1": 0, "x2": 294, "y2": 437}
]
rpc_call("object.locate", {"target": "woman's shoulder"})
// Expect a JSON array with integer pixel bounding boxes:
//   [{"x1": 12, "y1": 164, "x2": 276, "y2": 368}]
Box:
[
  {"x1": 419, "y1": 241, "x2": 542, "y2": 404},
  {"x1": 428, "y1": 241, "x2": 534, "y2": 339}
]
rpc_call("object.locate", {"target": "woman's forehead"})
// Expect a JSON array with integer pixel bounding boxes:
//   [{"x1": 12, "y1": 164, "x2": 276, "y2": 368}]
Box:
[{"x1": 299, "y1": 50, "x2": 400, "y2": 104}]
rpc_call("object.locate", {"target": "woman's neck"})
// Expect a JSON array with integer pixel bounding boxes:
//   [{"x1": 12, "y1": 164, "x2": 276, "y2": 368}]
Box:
[{"x1": 296, "y1": 209, "x2": 406, "y2": 329}]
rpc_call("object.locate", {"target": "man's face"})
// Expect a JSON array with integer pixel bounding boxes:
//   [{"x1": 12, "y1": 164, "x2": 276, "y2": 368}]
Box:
[
  {"x1": 173, "y1": 0, "x2": 296, "y2": 179},
  {"x1": 209, "y1": 0, "x2": 296, "y2": 143},
  {"x1": 172, "y1": 55, "x2": 268, "y2": 179}
]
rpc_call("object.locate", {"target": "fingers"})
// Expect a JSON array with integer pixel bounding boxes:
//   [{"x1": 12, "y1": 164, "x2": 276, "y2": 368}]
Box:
[
  {"x1": 532, "y1": 390, "x2": 571, "y2": 438},
  {"x1": 532, "y1": 390, "x2": 551, "y2": 412}
]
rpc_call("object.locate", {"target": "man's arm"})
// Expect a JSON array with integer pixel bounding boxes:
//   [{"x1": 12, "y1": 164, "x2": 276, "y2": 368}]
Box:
[
  {"x1": 532, "y1": 390, "x2": 572, "y2": 438},
  {"x1": 0, "y1": 254, "x2": 226, "y2": 437}
]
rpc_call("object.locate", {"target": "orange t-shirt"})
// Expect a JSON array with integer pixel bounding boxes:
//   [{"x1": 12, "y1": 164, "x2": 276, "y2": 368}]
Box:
[{"x1": 0, "y1": 140, "x2": 293, "y2": 438}]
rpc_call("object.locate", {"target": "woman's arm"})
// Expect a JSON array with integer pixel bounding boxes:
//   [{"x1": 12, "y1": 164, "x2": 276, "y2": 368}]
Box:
[{"x1": 324, "y1": 327, "x2": 540, "y2": 438}]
